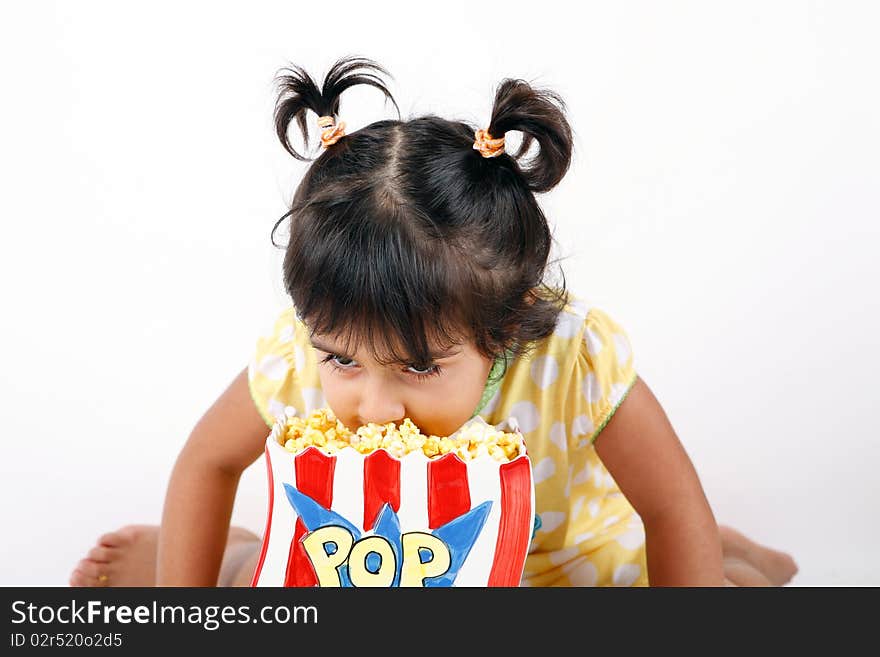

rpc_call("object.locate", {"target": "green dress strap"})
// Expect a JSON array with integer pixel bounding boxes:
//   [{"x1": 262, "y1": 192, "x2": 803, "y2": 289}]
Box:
[{"x1": 470, "y1": 348, "x2": 514, "y2": 419}]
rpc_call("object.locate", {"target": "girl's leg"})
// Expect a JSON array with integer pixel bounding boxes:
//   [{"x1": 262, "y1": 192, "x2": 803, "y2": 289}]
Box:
[
  {"x1": 723, "y1": 557, "x2": 775, "y2": 586},
  {"x1": 70, "y1": 521, "x2": 798, "y2": 587},
  {"x1": 217, "y1": 536, "x2": 262, "y2": 587},
  {"x1": 718, "y1": 524, "x2": 799, "y2": 586},
  {"x1": 226, "y1": 545, "x2": 263, "y2": 587},
  {"x1": 69, "y1": 525, "x2": 261, "y2": 587}
]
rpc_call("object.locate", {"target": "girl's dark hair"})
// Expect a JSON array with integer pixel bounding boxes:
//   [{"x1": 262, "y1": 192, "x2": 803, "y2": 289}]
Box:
[{"x1": 271, "y1": 55, "x2": 574, "y2": 376}]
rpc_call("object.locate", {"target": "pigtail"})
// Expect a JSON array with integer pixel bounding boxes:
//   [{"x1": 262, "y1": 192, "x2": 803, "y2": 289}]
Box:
[
  {"x1": 274, "y1": 55, "x2": 400, "y2": 161},
  {"x1": 486, "y1": 79, "x2": 573, "y2": 193}
]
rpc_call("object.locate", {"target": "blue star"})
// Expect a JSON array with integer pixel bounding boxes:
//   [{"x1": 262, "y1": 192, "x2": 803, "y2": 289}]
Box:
[{"x1": 283, "y1": 484, "x2": 492, "y2": 587}]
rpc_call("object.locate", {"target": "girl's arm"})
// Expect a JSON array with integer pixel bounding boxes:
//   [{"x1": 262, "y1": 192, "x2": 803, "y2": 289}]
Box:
[
  {"x1": 156, "y1": 367, "x2": 271, "y2": 586},
  {"x1": 593, "y1": 376, "x2": 725, "y2": 586}
]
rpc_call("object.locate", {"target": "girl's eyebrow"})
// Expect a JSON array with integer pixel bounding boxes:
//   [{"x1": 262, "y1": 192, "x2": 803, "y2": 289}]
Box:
[{"x1": 309, "y1": 337, "x2": 461, "y2": 362}]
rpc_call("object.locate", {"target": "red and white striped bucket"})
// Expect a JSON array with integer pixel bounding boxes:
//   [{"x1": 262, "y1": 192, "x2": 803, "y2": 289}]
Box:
[{"x1": 251, "y1": 417, "x2": 534, "y2": 587}]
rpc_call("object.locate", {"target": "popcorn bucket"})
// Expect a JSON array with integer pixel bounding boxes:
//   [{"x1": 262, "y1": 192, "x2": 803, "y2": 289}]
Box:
[{"x1": 250, "y1": 414, "x2": 535, "y2": 587}]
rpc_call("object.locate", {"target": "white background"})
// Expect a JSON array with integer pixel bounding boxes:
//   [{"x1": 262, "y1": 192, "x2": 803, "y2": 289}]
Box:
[{"x1": 1, "y1": 1, "x2": 877, "y2": 586}]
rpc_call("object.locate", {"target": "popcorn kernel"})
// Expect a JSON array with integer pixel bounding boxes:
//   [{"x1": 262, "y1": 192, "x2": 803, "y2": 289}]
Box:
[{"x1": 274, "y1": 408, "x2": 522, "y2": 462}]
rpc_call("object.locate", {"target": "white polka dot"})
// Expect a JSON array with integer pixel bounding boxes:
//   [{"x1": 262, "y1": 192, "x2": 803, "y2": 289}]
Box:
[
  {"x1": 573, "y1": 530, "x2": 595, "y2": 544},
  {"x1": 554, "y1": 312, "x2": 583, "y2": 338},
  {"x1": 572, "y1": 463, "x2": 591, "y2": 485},
  {"x1": 530, "y1": 355, "x2": 559, "y2": 389},
  {"x1": 615, "y1": 525, "x2": 646, "y2": 550},
  {"x1": 587, "y1": 500, "x2": 600, "y2": 517},
  {"x1": 258, "y1": 354, "x2": 289, "y2": 381},
  {"x1": 613, "y1": 563, "x2": 641, "y2": 587},
  {"x1": 609, "y1": 382, "x2": 630, "y2": 407},
  {"x1": 583, "y1": 326, "x2": 604, "y2": 357},
  {"x1": 501, "y1": 415, "x2": 520, "y2": 433},
  {"x1": 278, "y1": 325, "x2": 295, "y2": 343},
  {"x1": 571, "y1": 496, "x2": 585, "y2": 519},
  {"x1": 570, "y1": 414, "x2": 594, "y2": 441},
  {"x1": 548, "y1": 546, "x2": 581, "y2": 566},
  {"x1": 481, "y1": 388, "x2": 501, "y2": 416},
  {"x1": 294, "y1": 345, "x2": 306, "y2": 373},
  {"x1": 604, "y1": 472, "x2": 616, "y2": 488},
  {"x1": 582, "y1": 372, "x2": 603, "y2": 406},
  {"x1": 548, "y1": 422, "x2": 567, "y2": 451},
  {"x1": 508, "y1": 400, "x2": 540, "y2": 434},
  {"x1": 532, "y1": 457, "x2": 556, "y2": 485},
  {"x1": 537, "y1": 511, "x2": 566, "y2": 533},
  {"x1": 603, "y1": 515, "x2": 620, "y2": 528},
  {"x1": 267, "y1": 397, "x2": 287, "y2": 421},
  {"x1": 593, "y1": 466, "x2": 605, "y2": 488},
  {"x1": 613, "y1": 333, "x2": 632, "y2": 366},
  {"x1": 562, "y1": 556, "x2": 598, "y2": 586},
  {"x1": 301, "y1": 387, "x2": 326, "y2": 414}
]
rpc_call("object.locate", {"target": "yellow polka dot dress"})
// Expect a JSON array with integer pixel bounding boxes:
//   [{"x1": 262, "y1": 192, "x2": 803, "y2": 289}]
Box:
[{"x1": 248, "y1": 291, "x2": 648, "y2": 587}]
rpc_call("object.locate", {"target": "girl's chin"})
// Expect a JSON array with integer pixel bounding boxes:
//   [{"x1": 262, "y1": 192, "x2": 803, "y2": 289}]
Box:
[{"x1": 415, "y1": 418, "x2": 471, "y2": 438}]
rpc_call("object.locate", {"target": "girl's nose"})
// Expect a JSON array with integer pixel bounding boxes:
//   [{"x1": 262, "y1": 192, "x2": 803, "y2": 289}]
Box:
[{"x1": 357, "y1": 381, "x2": 406, "y2": 427}]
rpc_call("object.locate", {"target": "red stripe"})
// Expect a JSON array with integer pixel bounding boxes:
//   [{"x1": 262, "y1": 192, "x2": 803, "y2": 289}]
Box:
[
  {"x1": 488, "y1": 457, "x2": 533, "y2": 586},
  {"x1": 249, "y1": 445, "x2": 274, "y2": 587},
  {"x1": 427, "y1": 454, "x2": 470, "y2": 529},
  {"x1": 285, "y1": 448, "x2": 336, "y2": 587},
  {"x1": 363, "y1": 450, "x2": 401, "y2": 530}
]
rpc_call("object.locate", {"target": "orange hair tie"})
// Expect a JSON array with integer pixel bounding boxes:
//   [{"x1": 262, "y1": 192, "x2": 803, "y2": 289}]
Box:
[
  {"x1": 473, "y1": 128, "x2": 505, "y2": 158},
  {"x1": 317, "y1": 115, "x2": 347, "y2": 148}
]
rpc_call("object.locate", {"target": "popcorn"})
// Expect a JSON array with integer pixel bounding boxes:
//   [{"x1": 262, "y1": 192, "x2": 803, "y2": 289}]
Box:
[{"x1": 274, "y1": 407, "x2": 524, "y2": 462}]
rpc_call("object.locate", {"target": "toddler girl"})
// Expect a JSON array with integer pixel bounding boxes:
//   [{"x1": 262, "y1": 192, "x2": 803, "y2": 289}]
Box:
[{"x1": 71, "y1": 56, "x2": 797, "y2": 587}]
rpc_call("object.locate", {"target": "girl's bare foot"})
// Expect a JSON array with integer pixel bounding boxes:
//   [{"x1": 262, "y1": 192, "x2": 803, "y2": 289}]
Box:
[
  {"x1": 723, "y1": 556, "x2": 775, "y2": 586},
  {"x1": 69, "y1": 524, "x2": 261, "y2": 587},
  {"x1": 718, "y1": 524, "x2": 799, "y2": 586}
]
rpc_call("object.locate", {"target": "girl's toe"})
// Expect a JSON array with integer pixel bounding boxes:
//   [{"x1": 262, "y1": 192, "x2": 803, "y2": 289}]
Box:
[
  {"x1": 87, "y1": 545, "x2": 114, "y2": 562},
  {"x1": 69, "y1": 569, "x2": 90, "y2": 587},
  {"x1": 98, "y1": 531, "x2": 125, "y2": 547},
  {"x1": 70, "y1": 563, "x2": 103, "y2": 587}
]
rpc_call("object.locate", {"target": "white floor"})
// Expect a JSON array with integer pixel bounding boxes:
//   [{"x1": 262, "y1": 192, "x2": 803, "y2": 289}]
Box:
[{"x1": 7, "y1": 457, "x2": 875, "y2": 587}]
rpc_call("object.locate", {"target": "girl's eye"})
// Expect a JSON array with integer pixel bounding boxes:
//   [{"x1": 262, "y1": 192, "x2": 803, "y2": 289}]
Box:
[
  {"x1": 320, "y1": 353, "x2": 443, "y2": 381},
  {"x1": 406, "y1": 363, "x2": 443, "y2": 379},
  {"x1": 321, "y1": 354, "x2": 356, "y2": 370}
]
